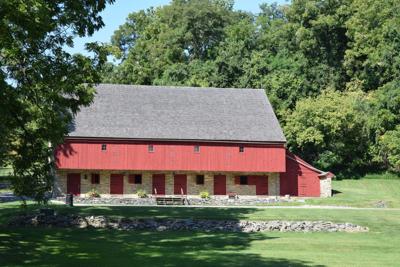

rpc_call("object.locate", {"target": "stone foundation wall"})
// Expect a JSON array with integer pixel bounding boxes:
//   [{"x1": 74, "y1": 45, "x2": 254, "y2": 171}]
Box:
[
  {"x1": 320, "y1": 177, "x2": 332, "y2": 197},
  {"x1": 55, "y1": 170, "x2": 280, "y2": 197}
]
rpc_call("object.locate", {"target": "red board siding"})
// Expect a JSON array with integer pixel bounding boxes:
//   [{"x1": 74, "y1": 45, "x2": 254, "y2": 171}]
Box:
[
  {"x1": 280, "y1": 153, "x2": 320, "y2": 197},
  {"x1": 214, "y1": 175, "x2": 226, "y2": 195},
  {"x1": 254, "y1": 175, "x2": 268, "y2": 195},
  {"x1": 55, "y1": 140, "x2": 286, "y2": 172},
  {"x1": 174, "y1": 174, "x2": 187, "y2": 195},
  {"x1": 67, "y1": 173, "x2": 81, "y2": 196},
  {"x1": 110, "y1": 174, "x2": 124, "y2": 194},
  {"x1": 152, "y1": 174, "x2": 165, "y2": 195}
]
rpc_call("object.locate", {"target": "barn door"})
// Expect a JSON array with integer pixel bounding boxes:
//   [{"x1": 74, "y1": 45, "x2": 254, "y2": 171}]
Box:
[
  {"x1": 214, "y1": 175, "x2": 226, "y2": 195},
  {"x1": 67, "y1": 173, "x2": 81, "y2": 196},
  {"x1": 256, "y1": 176, "x2": 269, "y2": 195},
  {"x1": 152, "y1": 174, "x2": 165, "y2": 195},
  {"x1": 110, "y1": 174, "x2": 124, "y2": 194},
  {"x1": 174, "y1": 174, "x2": 187, "y2": 195},
  {"x1": 298, "y1": 173, "x2": 308, "y2": 196}
]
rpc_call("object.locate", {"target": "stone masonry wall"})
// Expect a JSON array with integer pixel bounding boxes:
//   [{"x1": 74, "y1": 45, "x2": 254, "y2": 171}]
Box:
[
  {"x1": 320, "y1": 177, "x2": 332, "y2": 197},
  {"x1": 55, "y1": 170, "x2": 280, "y2": 197}
]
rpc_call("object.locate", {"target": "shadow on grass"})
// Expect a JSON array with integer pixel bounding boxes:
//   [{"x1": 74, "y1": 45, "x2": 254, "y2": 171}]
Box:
[
  {"x1": 0, "y1": 204, "x2": 326, "y2": 266},
  {"x1": 332, "y1": 189, "x2": 342, "y2": 195},
  {"x1": 0, "y1": 227, "x2": 324, "y2": 267},
  {"x1": 0, "y1": 204, "x2": 267, "y2": 223}
]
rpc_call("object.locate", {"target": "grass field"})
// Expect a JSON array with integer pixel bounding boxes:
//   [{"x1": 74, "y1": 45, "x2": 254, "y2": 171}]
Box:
[
  {"x1": 306, "y1": 176, "x2": 400, "y2": 208},
  {"x1": 1, "y1": 202, "x2": 400, "y2": 267},
  {"x1": 1, "y1": 176, "x2": 400, "y2": 266}
]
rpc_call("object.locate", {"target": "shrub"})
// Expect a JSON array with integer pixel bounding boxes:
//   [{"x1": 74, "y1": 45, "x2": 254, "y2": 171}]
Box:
[
  {"x1": 199, "y1": 191, "x2": 210, "y2": 199},
  {"x1": 136, "y1": 189, "x2": 148, "y2": 198},
  {"x1": 88, "y1": 189, "x2": 100, "y2": 198}
]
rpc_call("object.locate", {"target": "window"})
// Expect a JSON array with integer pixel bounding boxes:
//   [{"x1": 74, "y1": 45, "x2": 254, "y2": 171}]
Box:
[
  {"x1": 101, "y1": 144, "x2": 107, "y2": 151},
  {"x1": 240, "y1": 176, "x2": 248, "y2": 185},
  {"x1": 239, "y1": 146, "x2": 244, "y2": 153},
  {"x1": 194, "y1": 145, "x2": 200, "y2": 153},
  {"x1": 129, "y1": 174, "x2": 142, "y2": 184},
  {"x1": 134, "y1": 174, "x2": 142, "y2": 184},
  {"x1": 196, "y1": 175, "x2": 205, "y2": 185},
  {"x1": 91, "y1": 173, "x2": 100, "y2": 184},
  {"x1": 148, "y1": 144, "x2": 154, "y2": 152}
]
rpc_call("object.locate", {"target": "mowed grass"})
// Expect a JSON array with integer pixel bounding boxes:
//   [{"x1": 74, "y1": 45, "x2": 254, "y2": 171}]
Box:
[
  {"x1": 306, "y1": 174, "x2": 400, "y2": 208},
  {"x1": 1, "y1": 202, "x2": 400, "y2": 267}
]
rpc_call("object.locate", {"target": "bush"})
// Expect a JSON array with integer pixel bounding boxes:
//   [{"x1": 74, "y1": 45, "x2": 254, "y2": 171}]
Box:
[
  {"x1": 136, "y1": 189, "x2": 148, "y2": 198},
  {"x1": 88, "y1": 189, "x2": 100, "y2": 198},
  {"x1": 199, "y1": 191, "x2": 210, "y2": 199}
]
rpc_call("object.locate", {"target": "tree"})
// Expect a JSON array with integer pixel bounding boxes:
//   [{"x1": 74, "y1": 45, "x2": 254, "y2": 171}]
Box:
[
  {"x1": 345, "y1": 0, "x2": 400, "y2": 91},
  {"x1": 108, "y1": 0, "x2": 236, "y2": 85},
  {"x1": 284, "y1": 90, "x2": 370, "y2": 175},
  {"x1": 366, "y1": 81, "x2": 400, "y2": 170},
  {"x1": 379, "y1": 126, "x2": 400, "y2": 173},
  {"x1": 0, "y1": 0, "x2": 114, "y2": 203}
]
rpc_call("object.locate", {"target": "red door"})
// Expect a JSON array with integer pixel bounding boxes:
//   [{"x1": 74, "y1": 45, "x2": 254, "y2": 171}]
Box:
[
  {"x1": 298, "y1": 174, "x2": 308, "y2": 196},
  {"x1": 214, "y1": 175, "x2": 226, "y2": 195},
  {"x1": 67, "y1": 173, "x2": 81, "y2": 196},
  {"x1": 110, "y1": 174, "x2": 124, "y2": 194},
  {"x1": 256, "y1": 176, "x2": 269, "y2": 195},
  {"x1": 174, "y1": 174, "x2": 187, "y2": 195},
  {"x1": 153, "y1": 174, "x2": 165, "y2": 195}
]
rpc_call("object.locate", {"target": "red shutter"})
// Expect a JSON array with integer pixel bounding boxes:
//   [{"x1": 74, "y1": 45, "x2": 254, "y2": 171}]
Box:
[
  {"x1": 91, "y1": 174, "x2": 96, "y2": 184},
  {"x1": 234, "y1": 176, "x2": 240, "y2": 185},
  {"x1": 128, "y1": 175, "x2": 135, "y2": 184}
]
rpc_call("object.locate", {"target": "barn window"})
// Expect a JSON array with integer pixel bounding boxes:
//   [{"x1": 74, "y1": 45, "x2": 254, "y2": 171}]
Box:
[
  {"x1": 239, "y1": 146, "x2": 244, "y2": 153},
  {"x1": 194, "y1": 145, "x2": 200, "y2": 153},
  {"x1": 101, "y1": 144, "x2": 107, "y2": 151},
  {"x1": 129, "y1": 174, "x2": 142, "y2": 184},
  {"x1": 196, "y1": 175, "x2": 205, "y2": 185},
  {"x1": 148, "y1": 145, "x2": 154, "y2": 152},
  {"x1": 240, "y1": 176, "x2": 248, "y2": 185},
  {"x1": 91, "y1": 173, "x2": 100, "y2": 184}
]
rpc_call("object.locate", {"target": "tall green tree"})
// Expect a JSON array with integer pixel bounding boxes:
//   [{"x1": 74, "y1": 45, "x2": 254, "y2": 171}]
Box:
[
  {"x1": 107, "y1": 0, "x2": 237, "y2": 85},
  {"x1": 345, "y1": 0, "x2": 400, "y2": 91},
  {"x1": 284, "y1": 90, "x2": 370, "y2": 175},
  {"x1": 0, "y1": 0, "x2": 114, "y2": 203}
]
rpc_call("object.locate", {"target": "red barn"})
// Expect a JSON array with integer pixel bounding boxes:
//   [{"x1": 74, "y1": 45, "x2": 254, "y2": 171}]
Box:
[{"x1": 54, "y1": 84, "x2": 332, "y2": 198}]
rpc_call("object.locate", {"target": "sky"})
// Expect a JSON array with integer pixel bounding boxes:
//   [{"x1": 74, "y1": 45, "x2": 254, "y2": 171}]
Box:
[{"x1": 68, "y1": 0, "x2": 289, "y2": 55}]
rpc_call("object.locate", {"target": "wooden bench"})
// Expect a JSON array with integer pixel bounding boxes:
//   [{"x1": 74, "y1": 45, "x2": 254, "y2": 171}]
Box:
[{"x1": 156, "y1": 197, "x2": 185, "y2": 205}]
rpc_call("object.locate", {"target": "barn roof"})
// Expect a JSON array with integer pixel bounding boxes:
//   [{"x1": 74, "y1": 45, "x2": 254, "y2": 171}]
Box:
[{"x1": 68, "y1": 84, "x2": 286, "y2": 143}]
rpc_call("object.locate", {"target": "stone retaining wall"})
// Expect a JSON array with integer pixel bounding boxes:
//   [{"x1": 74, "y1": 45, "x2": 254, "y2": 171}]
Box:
[{"x1": 9, "y1": 214, "x2": 369, "y2": 233}]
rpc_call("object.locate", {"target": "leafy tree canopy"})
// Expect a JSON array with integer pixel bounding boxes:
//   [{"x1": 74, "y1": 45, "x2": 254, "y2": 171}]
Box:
[{"x1": 0, "y1": 0, "x2": 114, "y2": 203}]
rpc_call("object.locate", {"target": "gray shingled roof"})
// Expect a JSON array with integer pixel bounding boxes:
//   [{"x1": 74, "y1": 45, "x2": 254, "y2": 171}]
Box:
[{"x1": 68, "y1": 84, "x2": 286, "y2": 143}]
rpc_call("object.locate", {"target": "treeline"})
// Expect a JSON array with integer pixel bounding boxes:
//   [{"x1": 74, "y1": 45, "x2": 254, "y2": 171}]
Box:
[{"x1": 102, "y1": 0, "x2": 400, "y2": 176}]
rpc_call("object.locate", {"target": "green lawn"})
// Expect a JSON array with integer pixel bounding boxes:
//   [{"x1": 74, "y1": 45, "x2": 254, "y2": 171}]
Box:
[
  {"x1": 1, "y1": 202, "x2": 400, "y2": 266},
  {"x1": 306, "y1": 175, "x2": 400, "y2": 208}
]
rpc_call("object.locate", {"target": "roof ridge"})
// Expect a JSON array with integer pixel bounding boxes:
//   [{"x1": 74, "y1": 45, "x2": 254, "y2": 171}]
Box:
[{"x1": 96, "y1": 83, "x2": 266, "y2": 92}]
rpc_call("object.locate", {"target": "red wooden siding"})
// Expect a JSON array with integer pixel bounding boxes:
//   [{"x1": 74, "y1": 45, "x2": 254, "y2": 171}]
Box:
[
  {"x1": 255, "y1": 176, "x2": 268, "y2": 195},
  {"x1": 152, "y1": 174, "x2": 165, "y2": 195},
  {"x1": 214, "y1": 175, "x2": 226, "y2": 195},
  {"x1": 174, "y1": 174, "x2": 187, "y2": 195},
  {"x1": 67, "y1": 173, "x2": 81, "y2": 196},
  {"x1": 110, "y1": 174, "x2": 124, "y2": 194},
  {"x1": 55, "y1": 140, "x2": 286, "y2": 173},
  {"x1": 280, "y1": 152, "x2": 321, "y2": 197}
]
